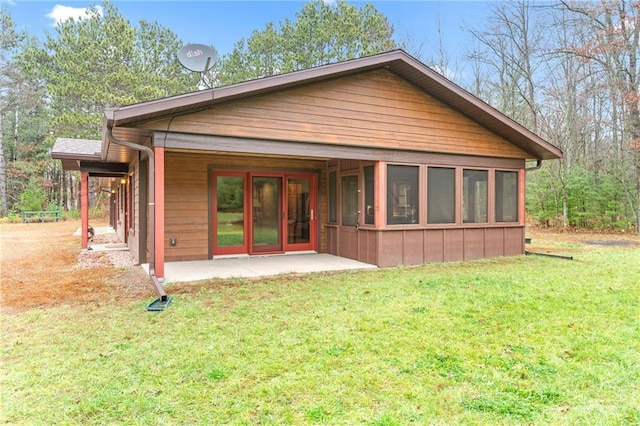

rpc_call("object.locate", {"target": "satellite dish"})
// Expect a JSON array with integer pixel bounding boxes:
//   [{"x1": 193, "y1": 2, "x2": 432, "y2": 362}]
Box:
[{"x1": 178, "y1": 43, "x2": 217, "y2": 73}]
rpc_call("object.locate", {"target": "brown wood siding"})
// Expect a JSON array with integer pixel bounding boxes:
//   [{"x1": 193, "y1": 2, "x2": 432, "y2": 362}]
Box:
[
  {"x1": 326, "y1": 225, "x2": 338, "y2": 255},
  {"x1": 424, "y1": 230, "x2": 445, "y2": 263},
  {"x1": 164, "y1": 151, "x2": 325, "y2": 262},
  {"x1": 369, "y1": 226, "x2": 525, "y2": 267},
  {"x1": 128, "y1": 159, "x2": 141, "y2": 262},
  {"x1": 485, "y1": 228, "x2": 506, "y2": 258},
  {"x1": 463, "y1": 229, "x2": 485, "y2": 261},
  {"x1": 141, "y1": 70, "x2": 530, "y2": 159},
  {"x1": 362, "y1": 231, "x2": 379, "y2": 265},
  {"x1": 165, "y1": 155, "x2": 209, "y2": 262},
  {"x1": 504, "y1": 227, "x2": 525, "y2": 256}
]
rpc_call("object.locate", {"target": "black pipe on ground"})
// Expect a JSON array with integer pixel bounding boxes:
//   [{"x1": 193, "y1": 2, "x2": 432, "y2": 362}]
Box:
[{"x1": 525, "y1": 250, "x2": 574, "y2": 261}]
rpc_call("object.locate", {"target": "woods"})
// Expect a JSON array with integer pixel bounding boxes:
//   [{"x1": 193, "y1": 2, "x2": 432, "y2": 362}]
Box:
[
  {"x1": 466, "y1": 0, "x2": 639, "y2": 231},
  {"x1": 1, "y1": 0, "x2": 638, "y2": 231}
]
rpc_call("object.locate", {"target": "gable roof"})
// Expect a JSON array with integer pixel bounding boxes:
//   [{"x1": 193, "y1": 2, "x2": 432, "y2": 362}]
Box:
[{"x1": 104, "y1": 50, "x2": 562, "y2": 161}]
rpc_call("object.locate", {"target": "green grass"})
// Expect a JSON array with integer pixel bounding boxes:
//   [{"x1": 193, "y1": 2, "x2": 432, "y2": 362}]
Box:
[{"x1": 2, "y1": 245, "x2": 639, "y2": 424}]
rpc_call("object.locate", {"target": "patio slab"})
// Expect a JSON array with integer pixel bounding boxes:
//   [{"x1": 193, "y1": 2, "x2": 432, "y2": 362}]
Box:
[{"x1": 142, "y1": 253, "x2": 377, "y2": 283}]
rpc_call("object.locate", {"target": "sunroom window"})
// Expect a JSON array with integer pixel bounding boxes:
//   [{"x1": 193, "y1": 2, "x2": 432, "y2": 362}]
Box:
[
  {"x1": 387, "y1": 165, "x2": 419, "y2": 225},
  {"x1": 364, "y1": 165, "x2": 375, "y2": 225},
  {"x1": 495, "y1": 170, "x2": 519, "y2": 222},
  {"x1": 463, "y1": 169, "x2": 488, "y2": 223},
  {"x1": 427, "y1": 167, "x2": 455, "y2": 224}
]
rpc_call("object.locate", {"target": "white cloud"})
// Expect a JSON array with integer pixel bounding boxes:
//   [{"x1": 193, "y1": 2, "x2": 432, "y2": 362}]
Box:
[{"x1": 46, "y1": 4, "x2": 103, "y2": 26}]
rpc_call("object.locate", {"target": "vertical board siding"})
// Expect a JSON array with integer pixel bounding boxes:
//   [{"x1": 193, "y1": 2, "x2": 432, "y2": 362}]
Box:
[
  {"x1": 142, "y1": 70, "x2": 530, "y2": 159},
  {"x1": 326, "y1": 226, "x2": 338, "y2": 255},
  {"x1": 485, "y1": 228, "x2": 506, "y2": 258},
  {"x1": 370, "y1": 226, "x2": 524, "y2": 268},
  {"x1": 377, "y1": 231, "x2": 404, "y2": 267},
  {"x1": 424, "y1": 229, "x2": 445, "y2": 263},
  {"x1": 443, "y1": 229, "x2": 465, "y2": 262},
  {"x1": 403, "y1": 230, "x2": 426, "y2": 265},
  {"x1": 463, "y1": 228, "x2": 485, "y2": 261},
  {"x1": 505, "y1": 227, "x2": 525, "y2": 256}
]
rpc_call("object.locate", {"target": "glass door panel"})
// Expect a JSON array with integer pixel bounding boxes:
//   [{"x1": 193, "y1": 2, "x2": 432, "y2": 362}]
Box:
[
  {"x1": 287, "y1": 178, "x2": 310, "y2": 245},
  {"x1": 252, "y1": 176, "x2": 282, "y2": 253},
  {"x1": 285, "y1": 175, "x2": 316, "y2": 251},
  {"x1": 214, "y1": 175, "x2": 246, "y2": 254}
]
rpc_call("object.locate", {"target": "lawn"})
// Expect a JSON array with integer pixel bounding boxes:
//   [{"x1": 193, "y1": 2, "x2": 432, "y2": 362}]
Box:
[{"x1": 1, "y1": 224, "x2": 639, "y2": 425}]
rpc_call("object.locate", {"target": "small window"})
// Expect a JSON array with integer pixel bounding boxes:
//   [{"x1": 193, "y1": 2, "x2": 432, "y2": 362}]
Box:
[
  {"x1": 387, "y1": 165, "x2": 419, "y2": 225},
  {"x1": 364, "y1": 165, "x2": 375, "y2": 225},
  {"x1": 328, "y1": 171, "x2": 337, "y2": 223},
  {"x1": 463, "y1": 169, "x2": 488, "y2": 223},
  {"x1": 427, "y1": 167, "x2": 455, "y2": 224},
  {"x1": 495, "y1": 171, "x2": 519, "y2": 222}
]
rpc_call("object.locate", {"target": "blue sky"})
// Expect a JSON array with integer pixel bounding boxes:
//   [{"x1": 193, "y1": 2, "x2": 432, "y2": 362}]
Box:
[{"x1": 6, "y1": 1, "x2": 491, "y2": 69}]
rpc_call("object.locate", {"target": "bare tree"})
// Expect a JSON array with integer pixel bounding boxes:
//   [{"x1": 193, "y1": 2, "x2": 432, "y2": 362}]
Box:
[
  {"x1": 557, "y1": 0, "x2": 640, "y2": 231},
  {"x1": 467, "y1": 0, "x2": 546, "y2": 132}
]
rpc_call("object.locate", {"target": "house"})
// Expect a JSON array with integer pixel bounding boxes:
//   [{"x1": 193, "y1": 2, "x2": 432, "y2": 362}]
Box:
[{"x1": 52, "y1": 50, "x2": 562, "y2": 291}]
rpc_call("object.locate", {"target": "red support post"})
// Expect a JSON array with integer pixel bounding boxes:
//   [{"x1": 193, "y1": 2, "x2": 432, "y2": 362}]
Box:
[
  {"x1": 81, "y1": 171, "x2": 89, "y2": 250},
  {"x1": 154, "y1": 147, "x2": 165, "y2": 279}
]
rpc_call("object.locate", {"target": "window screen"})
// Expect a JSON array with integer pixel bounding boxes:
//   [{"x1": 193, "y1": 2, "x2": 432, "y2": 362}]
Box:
[
  {"x1": 364, "y1": 165, "x2": 375, "y2": 225},
  {"x1": 495, "y1": 171, "x2": 518, "y2": 222},
  {"x1": 463, "y1": 169, "x2": 488, "y2": 223},
  {"x1": 387, "y1": 165, "x2": 419, "y2": 225},
  {"x1": 427, "y1": 167, "x2": 455, "y2": 224}
]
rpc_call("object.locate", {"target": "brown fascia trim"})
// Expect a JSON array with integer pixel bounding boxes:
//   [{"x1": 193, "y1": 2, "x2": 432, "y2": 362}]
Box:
[{"x1": 50, "y1": 151, "x2": 101, "y2": 162}]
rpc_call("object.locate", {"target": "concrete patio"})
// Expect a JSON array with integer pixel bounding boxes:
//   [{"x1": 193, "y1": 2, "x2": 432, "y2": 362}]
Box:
[
  {"x1": 76, "y1": 226, "x2": 377, "y2": 283},
  {"x1": 142, "y1": 253, "x2": 378, "y2": 283}
]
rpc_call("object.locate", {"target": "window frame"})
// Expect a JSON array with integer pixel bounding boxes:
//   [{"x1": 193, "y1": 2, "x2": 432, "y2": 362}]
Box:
[
  {"x1": 462, "y1": 168, "x2": 489, "y2": 224},
  {"x1": 426, "y1": 166, "x2": 457, "y2": 225},
  {"x1": 494, "y1": 169, "x2": 520, "y2": 223},
  {"x1": 386, "y1": 164, "x2": 421, "y2": 226}
]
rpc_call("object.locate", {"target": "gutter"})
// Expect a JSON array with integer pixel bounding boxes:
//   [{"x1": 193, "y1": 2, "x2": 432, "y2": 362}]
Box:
[
  {"x1": 525, "y1": 159, "x2": 542, "y2": 172},
  {"x1": 106, "y1": 127, "x2": 171, "y2": 311}
]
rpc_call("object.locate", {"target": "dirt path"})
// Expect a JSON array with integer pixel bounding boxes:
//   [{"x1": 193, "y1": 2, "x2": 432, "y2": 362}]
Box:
[{"x1": 0, "y1": 221, "x2": 151, "y2": 313}]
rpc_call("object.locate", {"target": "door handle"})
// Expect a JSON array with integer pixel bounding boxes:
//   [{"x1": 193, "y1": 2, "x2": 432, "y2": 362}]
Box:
[{"x1": 310, "y1": 209, "x2": 314, "y2": 220}]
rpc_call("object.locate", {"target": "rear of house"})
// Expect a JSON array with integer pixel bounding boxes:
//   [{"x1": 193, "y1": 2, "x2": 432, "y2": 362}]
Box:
[{"x1": 54, "y1": 50, "x2": 562, "y2": 280}]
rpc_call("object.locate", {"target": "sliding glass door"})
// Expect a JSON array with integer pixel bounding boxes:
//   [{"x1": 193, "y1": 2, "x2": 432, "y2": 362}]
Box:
[
  {"x1": 213, "y1": 173, "x2": 248, "y2": 255},
  {"x1": 251, "y1": 176, "x2": 282, "y2": 253},
  {"x1": 213, "y1": 171, "x2": 316, "y2": 256}
]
